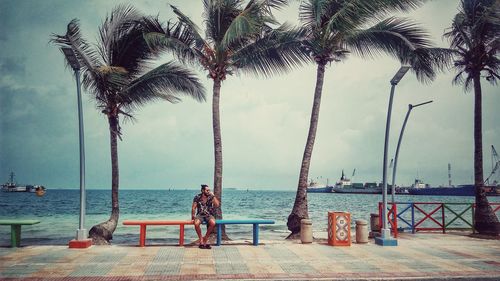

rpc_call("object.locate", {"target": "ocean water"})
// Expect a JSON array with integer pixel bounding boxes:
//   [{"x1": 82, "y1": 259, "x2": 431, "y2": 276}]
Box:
[{"x1": 1, "y1": 189, "x2": 499, "y2": 246}]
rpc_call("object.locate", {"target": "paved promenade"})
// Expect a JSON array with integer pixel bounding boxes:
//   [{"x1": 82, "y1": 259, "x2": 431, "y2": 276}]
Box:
[{"x1": 0, "y1": 233, "x2": 499, "y2": 280}]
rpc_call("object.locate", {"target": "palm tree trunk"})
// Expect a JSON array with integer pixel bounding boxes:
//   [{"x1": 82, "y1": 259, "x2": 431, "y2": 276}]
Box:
[
  {"x1": 472, "y1": 74, "x2": 500, "y2": 235},
  {"x1": 212, "y1": 78, "x2": 228, "y2": 240},
  {"x1": 89, "y1": 115, "x2": 120, "y2": 244},
  {"x1": 287, "y1": 62, "x2": 326, "y2": 238}
]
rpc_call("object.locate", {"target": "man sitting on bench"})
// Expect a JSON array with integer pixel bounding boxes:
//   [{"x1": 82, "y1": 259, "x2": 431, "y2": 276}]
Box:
[{"x1": 192, "y1": 184, "x2": 219, "y2": 249}]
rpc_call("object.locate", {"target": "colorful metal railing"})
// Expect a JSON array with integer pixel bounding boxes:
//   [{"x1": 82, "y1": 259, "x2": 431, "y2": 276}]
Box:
[
  {"x1": 378, "y1": 202, "x2": 500, "y2": 234},
  {"x1": 377, "y1": 202, "x2": 398, "y2": 237}
]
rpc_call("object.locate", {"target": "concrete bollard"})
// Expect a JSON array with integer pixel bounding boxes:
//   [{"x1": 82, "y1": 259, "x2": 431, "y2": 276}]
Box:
[
  {"x1": 355, "y1": 219, "x2": 368, "y2": 243},
  {"x1": 300, "y1": 219, "x2": 313, "y2": 243}
]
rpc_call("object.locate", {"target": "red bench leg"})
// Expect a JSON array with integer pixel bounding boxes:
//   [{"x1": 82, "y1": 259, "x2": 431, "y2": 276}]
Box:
[
  {"x1": 179, "y1": 225, "x2": 185, "y2": 246},
  {"x1": 140, "y1": 225, "x2": 146, "y2": 247}
]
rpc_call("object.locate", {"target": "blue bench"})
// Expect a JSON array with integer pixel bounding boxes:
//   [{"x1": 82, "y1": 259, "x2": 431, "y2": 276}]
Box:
[{"x1": 215, "y1": 219, "x2": 275, "y2": 246}]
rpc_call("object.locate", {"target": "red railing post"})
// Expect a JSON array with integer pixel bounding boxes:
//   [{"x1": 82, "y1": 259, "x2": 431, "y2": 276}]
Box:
[
  {"x1": 392, "y1": 204, "x2": 398, "y2": 238},
  {"x1": 378, "y1": 202, "x2": 383, "y2": 232}
]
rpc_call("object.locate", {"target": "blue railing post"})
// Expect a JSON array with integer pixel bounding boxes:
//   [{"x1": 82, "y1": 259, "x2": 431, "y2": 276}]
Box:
[
  {"x1": 216, "y1": 224, "x2": 222, "y2": 246},
  {"x1": 253, "y1": 224, "x2": 259, "y2": 246}
]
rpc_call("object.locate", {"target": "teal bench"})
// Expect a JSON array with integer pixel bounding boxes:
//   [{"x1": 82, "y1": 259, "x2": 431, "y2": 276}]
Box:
[
  {"x1": 0, "y1": 220, "x2": 40, "y2": 247},
  {"x1": 215, "y1": 219, "x2": 275, "y2": 246}
]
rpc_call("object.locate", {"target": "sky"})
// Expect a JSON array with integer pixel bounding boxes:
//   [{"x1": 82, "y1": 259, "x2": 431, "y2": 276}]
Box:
[{"x1": 0, "y1": 0, "x2": 499, "y2": 190}]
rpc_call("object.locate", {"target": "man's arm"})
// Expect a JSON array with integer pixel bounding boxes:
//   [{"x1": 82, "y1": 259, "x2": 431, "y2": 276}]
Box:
[
  {"x1": 211, "y1": 194, "x2": 220, "y2": 208},
  {"x1": 191, "y1": 202, "x2": 197, "y2": 220}
]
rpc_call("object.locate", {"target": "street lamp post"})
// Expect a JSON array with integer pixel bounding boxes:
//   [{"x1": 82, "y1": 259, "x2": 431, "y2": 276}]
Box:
[
  {"x1": 391, "y1": 100, "x2": 433, "y2": 202},
  {"x1": 61, "y1": 47, "x2": 92, "y2": 248},
  {"x1": 375, "y1": 65, "x2": 411, "y2": 247}
]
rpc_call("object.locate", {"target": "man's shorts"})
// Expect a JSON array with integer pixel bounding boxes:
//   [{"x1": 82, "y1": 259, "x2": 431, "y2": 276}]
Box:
[{"x1": 195, "y1": 215, "x2": 215, "y2": 224}]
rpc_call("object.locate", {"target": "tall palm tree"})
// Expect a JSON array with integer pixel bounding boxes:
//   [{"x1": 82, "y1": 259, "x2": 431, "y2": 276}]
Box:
[
  {"x1": 51, "y1": 5, "x2": 206, "y2": 244},
  {"x1": 287, "y1": 0, "x2": 451, "y2": 237},
  {"x1": 145, "y1": 0, "x2": 309, "y2": 238},
  {"x1": 444, "y1": 0, "x2": 499, "y2": 235}
]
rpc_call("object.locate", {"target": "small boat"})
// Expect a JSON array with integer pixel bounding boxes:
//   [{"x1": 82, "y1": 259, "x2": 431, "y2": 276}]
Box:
[
  {"x1": 35, "y1": 186, "x2": 46, "y2": 196},
  {"x1": 1, "y1": 172, "x2": 46, "y2": 195}
]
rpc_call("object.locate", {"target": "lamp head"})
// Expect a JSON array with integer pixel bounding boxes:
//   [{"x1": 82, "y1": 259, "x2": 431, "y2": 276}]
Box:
[
  {"x1": 61, "y1": 47, "x2": 80, "y2": 70},
  {"x1": 390, "y1": 65, "x2": 411, "y2": 85}
]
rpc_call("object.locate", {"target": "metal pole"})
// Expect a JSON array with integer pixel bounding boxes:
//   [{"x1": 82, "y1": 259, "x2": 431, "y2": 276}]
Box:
[
  {"x1": 391, "y1": 105, "x2": 412, "y2": 202},
  {"x1": 391, "y1": 100, "x2": 432, "y2": 202},
  {"x1": 382, "y1": 83, "x2": 396, "y2": 238},
  {"x1": 75, "y1": 69, "x2": 87, "y2": 241}
]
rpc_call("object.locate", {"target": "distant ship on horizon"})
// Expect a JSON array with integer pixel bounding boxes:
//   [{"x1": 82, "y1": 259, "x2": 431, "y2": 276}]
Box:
[{"x1": 1, "y1": 172, "x2": 46, "y2": 196}]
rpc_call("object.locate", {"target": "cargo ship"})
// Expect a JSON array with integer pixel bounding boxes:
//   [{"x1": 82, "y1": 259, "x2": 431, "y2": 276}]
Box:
[
  {"x1": 306, "y1": 178, "x2": 333, "y2": 193},
  {"x1": 408, "y1": 184, "x2": 499, "y2": 196},
  {"x1": 331, "y1": 170, "x2": 392, "y2": 194},
  {"x1": 408, "y1": 146, "x2": 499, "y2": 196}
]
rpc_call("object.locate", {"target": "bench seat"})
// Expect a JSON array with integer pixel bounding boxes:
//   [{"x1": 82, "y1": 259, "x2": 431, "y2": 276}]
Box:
[
  {"x1": 0, "y1": 219, "x2": 41, "y2": 247},
  {"x1": 215, "y1": 219, "x2": 275, "y2": 246},
  {"x1": 123, "y1": 220, "x2": 193, "y2": 247},
  {"x1": 123, "y1": 219, "x2": 275, "y2": 247}
]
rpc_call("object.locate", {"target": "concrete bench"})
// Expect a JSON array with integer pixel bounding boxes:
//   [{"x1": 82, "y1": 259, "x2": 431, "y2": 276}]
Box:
[
  {"x1": 122, "y1": 220, "x2": 193, "y2": 247},
  {"x1": 215, "y1": 219, "x2": 275, "y2": 246},
  {"x1": 123, "y1": 219, "x2": 275, "y2": 247},
  {"x1": 0, "y1": 219, "x2": 41, "y2": 247}
]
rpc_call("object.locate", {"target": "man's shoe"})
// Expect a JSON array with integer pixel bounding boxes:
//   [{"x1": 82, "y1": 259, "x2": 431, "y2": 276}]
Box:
[
  {"x1": 204, "y1": 244, "x2": 212, "y2": 249},
  {"x1": 199, "y1": 244, "x2": 205, "y2": 249}
]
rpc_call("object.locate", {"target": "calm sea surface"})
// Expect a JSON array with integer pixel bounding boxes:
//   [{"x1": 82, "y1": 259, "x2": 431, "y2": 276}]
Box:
[{"x1": 1, "y1": 189, "x2": 499, "y2": 246}]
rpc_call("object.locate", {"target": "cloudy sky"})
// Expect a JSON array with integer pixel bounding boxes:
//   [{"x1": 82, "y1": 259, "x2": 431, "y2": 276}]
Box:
[{"x1": 0, "y1": 0, "x2": 499, "y2": 190}]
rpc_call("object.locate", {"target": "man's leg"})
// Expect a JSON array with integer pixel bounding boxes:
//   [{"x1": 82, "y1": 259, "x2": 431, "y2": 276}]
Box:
[
  {"x1": 194, "y1": 218, "x2": 204, "y2": 245},
  {"x1": 204, "y1": 217, "x2": 216, "y2": 245}
]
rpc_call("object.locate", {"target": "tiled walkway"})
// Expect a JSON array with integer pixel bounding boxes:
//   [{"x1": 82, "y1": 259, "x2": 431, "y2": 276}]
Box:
[{"x1": 0, "y1": 233, "x2": 499, "y2": 280}]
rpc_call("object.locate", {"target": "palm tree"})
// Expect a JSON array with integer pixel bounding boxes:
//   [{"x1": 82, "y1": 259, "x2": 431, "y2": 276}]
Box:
[
  {"x1": 444, "y1": 0, "x2": 499, "y2": 235},
  {"x1": 145, "y1": 0, "x2": 309, "y2": 238},
  {"x1": 51, "y1": 5, "x2": 206, "y2": 244},
  {"x1": 287, "y1": 0, "x2": 451, "y2": 237}
]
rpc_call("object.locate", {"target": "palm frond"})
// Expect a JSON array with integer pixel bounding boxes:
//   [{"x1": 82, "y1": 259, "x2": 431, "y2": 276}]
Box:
[
  {"x1": 444, "y1": 0, "x2": 500, "y2": 90},
  {"x1": 322, "y1": 0, "x2": 425, "y2": 35},
  {"x1": 97, "y1": 5, "x2": 165, "y2": 77},
  {"x1": 221, "y1": 1, "x2": 266, "y2": 48},
  {"x1": 144, "y1": 19, "x2": 213, "y2": 71},
  {"x1": 346, "y1": 17, "x2": 431, "y2": 59},
  {"x1": 204, "y1": 0, "x2": 243, "y2": 44},
  {"x1": 346, "y1": 17, "x2": 454, "y2": 83},
  {"x1": 51, "y1": 19, "x2": 107, "y2": 101},
  {"x1": 171, "y1": 4, "x2": 207, "y2": 49},
  {"x1": 232, "y1": 23, "x2": 311, "y2": 78},
  {"x1": 52, "y1": 4, "x2": 207, "y2": 121},
  {"x1": 299, "y1": 0, "x2": 334, "y2": 30},
  {"x1": 50, "y1": 19, "x2": 101, "y2": 77},
  {"x1": 122, "y1": 61, "x2": 206, "y2": 111},
  {"x1": 407, "y1": 47, "x2": 454, "y2": 83}
]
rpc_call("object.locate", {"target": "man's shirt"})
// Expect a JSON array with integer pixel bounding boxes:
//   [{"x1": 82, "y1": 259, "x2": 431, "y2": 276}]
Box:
[{"x1": 193, "y1": 193, "x2": 215, "y2": 217}]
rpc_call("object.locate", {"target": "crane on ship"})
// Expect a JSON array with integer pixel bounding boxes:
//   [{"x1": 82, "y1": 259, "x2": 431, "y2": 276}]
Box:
[{"x1": 484, "y1": 145, "x2": 499, "y2": 186}]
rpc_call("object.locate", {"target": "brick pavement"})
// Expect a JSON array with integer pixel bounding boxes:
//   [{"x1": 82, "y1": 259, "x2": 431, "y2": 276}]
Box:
[{"x1": 0, "y1": 233, "x2": 499, "y2": 280}]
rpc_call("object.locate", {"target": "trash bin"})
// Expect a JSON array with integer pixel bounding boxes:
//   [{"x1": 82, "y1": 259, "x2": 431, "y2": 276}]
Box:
[
  {"x1": 327, "y1": 211, "x2": 351, "y2": 246},
  {"x1": 369, "y1": 213, "x2": 380, "y2": 238},
  {"x1": 300, "y1": 219, "x2": 313, "y2": 243},
  {"x1": 355, "y1": 219, "x2": 368, "y2": 243}
]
